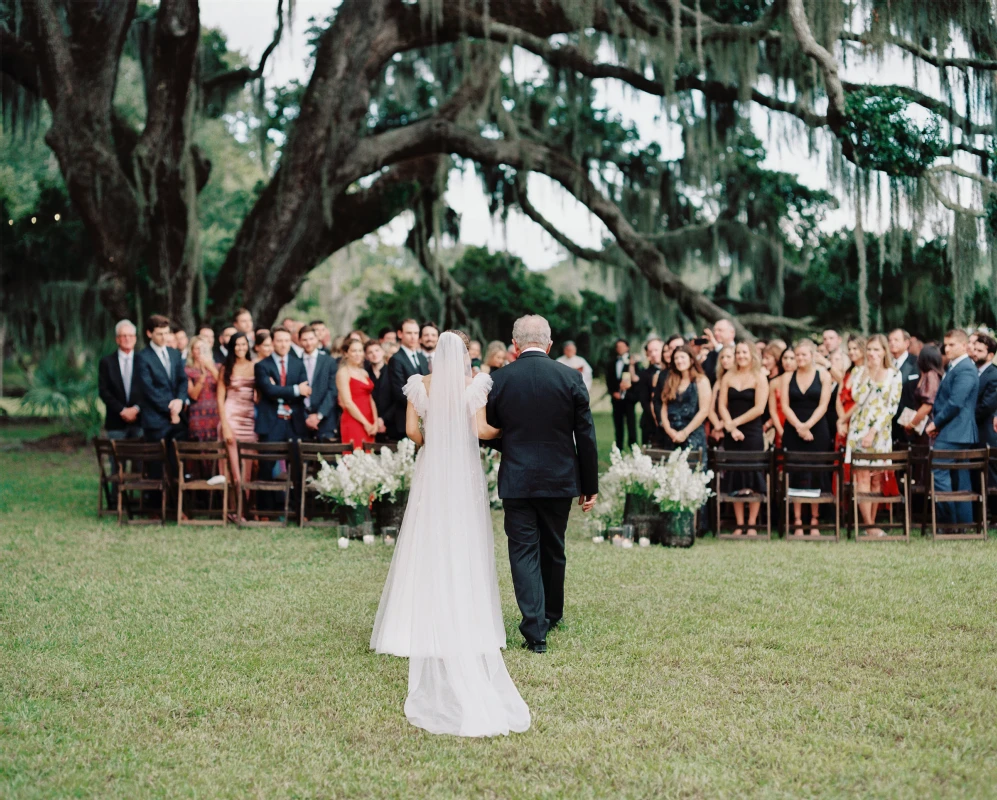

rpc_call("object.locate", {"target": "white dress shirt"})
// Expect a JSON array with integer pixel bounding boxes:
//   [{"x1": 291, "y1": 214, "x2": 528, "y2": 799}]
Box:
[{"x1": 946, "y1": 353, "x2": 969, "y2": 374}]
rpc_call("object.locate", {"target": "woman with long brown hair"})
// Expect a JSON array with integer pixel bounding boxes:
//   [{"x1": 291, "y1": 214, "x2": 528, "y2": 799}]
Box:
[{"x1": 658, "y1": 345, "x2": 711, "y2": 459}]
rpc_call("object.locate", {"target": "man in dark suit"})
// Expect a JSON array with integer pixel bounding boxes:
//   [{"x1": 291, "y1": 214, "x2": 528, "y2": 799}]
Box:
[
  {"x1": 701, "y1": 318, "x2": 736, "y2": 384},
  {"x1": 889, "y1": 328, "x2": 920, "y2": 446},
  {"x1": 255, "y1": 326, "x2": 311, "y2": 510},
  {"x1": 213, "y1": 325, "x2": 236, "y2": 364},
  {"x1": 297, "y1": 325, "x2": 338, "y2": 441},
  {"x1": 386, "y1": 318, "x2": 429, "y2": 439},
  {"x1": 135, "y1": 314, "x2": 189, "y2": 480},
  {"x1": 606, "y1": 338, "x2": 638, "y2": 449},
  {"x1": 926, "y1": 329, "x2": 980, "y2": 525},
  {"x1": 637, "y1": 338, "x2": 664, "y2": 445},
  {"x1": 970, "y1": 332, "x2": 997, "y2": 492},
  {"x1": 98, "y1": 319, "x2": 143, "y2": 440},
  {"x1": 365, "y1": 340, "x2": 392, "y2": 441},
  {"x1": 486, "y1": 314, "x2": 599, "y2": 653}
]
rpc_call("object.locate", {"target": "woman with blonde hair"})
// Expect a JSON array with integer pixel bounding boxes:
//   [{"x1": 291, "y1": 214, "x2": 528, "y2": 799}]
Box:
[
  {"x1": 718, "y1": 342, "x2": 769, "y2": 535},
  {"x1": 781, "y1": 338, "x2": 833, "y2": 536},
  {"x1": 184, "y1": 335, "x2": 220, "y2": 443},
  {"x1": 707, "y1": 344, "x2": 736, "y2": 442},
  {"x1": 480, "y1": 340, "x2": 507, "y2": 374},
  {"x1": 847, "y1": 334, "x2": 902, "y2": 536}
]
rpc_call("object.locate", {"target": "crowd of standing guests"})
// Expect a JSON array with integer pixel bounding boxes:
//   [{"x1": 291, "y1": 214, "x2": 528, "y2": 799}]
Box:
[
  {"x1": 594, "y1": 321, "x2": 997, "y2": 535},
  {"x1": 97, "y1": 312, "x2": 465, "y2": 516}
]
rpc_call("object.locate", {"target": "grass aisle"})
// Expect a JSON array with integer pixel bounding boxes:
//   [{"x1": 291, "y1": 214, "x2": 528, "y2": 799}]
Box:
[{"x1": 1, "y1": 427, "x2": 996, "y2": 798}]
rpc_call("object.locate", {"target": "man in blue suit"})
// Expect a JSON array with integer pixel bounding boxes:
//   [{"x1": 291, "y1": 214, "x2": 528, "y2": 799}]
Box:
[
  {"x1": 135, "y1": 314, "x2": 189, "y2": 482},
  {"x1": 926, "y1": 329, "x2": 980, "y2": 525},
  {"x1": 297, "y1": 325, "x2": 339, "y2": 441}
]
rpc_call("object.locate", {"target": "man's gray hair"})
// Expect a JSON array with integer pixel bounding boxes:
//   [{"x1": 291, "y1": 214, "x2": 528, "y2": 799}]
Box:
[
  {"x1": 115, "y1": 319, "x2": 136, "y2": 336},
  {"x1": 512, "y1": 315, "x2": 552, "y2": 350}
]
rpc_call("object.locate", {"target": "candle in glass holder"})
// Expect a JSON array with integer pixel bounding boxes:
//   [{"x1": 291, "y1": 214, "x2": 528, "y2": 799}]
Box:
[
  {"x1": 337, "y1": 537, "x2": 349, "y2": 549},
  {"x1": 638, "y1": 536, "x2": 651, "y2": 547}
]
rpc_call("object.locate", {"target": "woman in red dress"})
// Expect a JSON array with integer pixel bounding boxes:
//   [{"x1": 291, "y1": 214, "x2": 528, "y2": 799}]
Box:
[{"x1": 338, "y1": 338, "x2": 379, "y2": 449}]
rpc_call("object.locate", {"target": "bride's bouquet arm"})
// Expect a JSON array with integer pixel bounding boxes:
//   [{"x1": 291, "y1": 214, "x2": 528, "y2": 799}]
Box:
[
  {"x1": 405, "y1": 401, "x2": 424, "y2": 446},
  {"x1": 476, "y1": 406, "x2": 501, "y2": 440}
]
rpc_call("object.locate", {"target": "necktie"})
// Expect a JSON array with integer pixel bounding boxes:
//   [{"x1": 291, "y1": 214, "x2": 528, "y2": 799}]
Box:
[
  {"x1": 304, "y1": 356, "x2": 313, "y2": 408},
  {"x1": 160, "y1": 348, "x2": 170, "y2": 379},
  {"x1": 280, "y1": 357, "x2": 286, "y2": 386},
  {"x1": 122, "y1": 355, "x2": 132, "y2": 403},
  {"x1": 411, "y1": 352, "x2": 419, "y2": 370}
]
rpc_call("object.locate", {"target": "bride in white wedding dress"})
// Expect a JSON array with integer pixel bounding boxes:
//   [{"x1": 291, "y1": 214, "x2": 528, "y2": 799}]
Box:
[{"x1": 370, "y1": 330, "x2": 531, "y2": 737}]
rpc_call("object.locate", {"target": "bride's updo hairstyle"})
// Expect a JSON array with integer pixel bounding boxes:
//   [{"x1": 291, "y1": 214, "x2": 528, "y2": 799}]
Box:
[{"x1": 444, "y1": 330, "x2": 470, "y2": 350}]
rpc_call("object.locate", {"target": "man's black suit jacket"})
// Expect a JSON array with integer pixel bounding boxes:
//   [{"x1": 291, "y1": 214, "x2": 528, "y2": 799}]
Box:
[
  {"x1": 254, "y1": 353, "x2": 308, "y2": 438},
  {"x1": 892, "y1": 353, "x2": 920, "y2": 443},
  {"x1": 486, "y1": 350, "x2": 598, "y2": 500},
  {"x1": 135, "y1": 346, "x2": 188, "y2": 434},
  {"x1": 98, "y1": 352, "x2": 143, "y2": 431},
  {"x1": 975, "y1": 362, "x2": 997, "y2": 448},
  {"x1": 387, "y1": 349, "x2": 429, "y2": 437}
]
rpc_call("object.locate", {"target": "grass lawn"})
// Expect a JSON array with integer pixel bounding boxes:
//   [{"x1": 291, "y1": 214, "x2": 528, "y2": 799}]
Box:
[{"x1": 2, "y1": 421, "x2": 996, "y2": 798}]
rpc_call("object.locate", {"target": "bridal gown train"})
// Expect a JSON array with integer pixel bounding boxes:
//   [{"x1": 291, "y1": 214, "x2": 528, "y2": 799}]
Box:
[{"x1": 370, "y1": 333, "x2": 530, "y2": 737}]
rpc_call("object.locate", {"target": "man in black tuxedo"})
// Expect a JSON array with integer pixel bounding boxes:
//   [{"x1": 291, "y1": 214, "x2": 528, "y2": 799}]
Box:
[
  {"x1": 970, "y1": 332, "x2": 997, "y2": 491},
  {"x1": 386, "y1": 318, "x2": 429, "y2": 439},
  {"x1": 637, "y1": 337, "x2": 664, "y2": 445},
  {"x1": 298, "y1": 325, "x2": 338, "y2": 441},
  {"x1": 214, "y1": 325, "x2": 236, "y2": 364},
  {"x1": 605, "y1": 338, "x2": 637, "y2": 449},
  {"x1": 888, "y1": 328, "x2": 920, "y2": 446},
  {"x1": 486, "y1": 315, "x2": 599, "y2": 653},
  {"x1": 135, "y1": 314, "x2": 189, "y2": 480},
  {"x1": 98, "y1": 319, "x2": 143, "y2": 440}
]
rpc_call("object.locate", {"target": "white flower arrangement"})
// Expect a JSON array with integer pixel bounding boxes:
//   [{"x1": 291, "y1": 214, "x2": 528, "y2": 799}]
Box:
[
  {"x1": 480, "y1": 447, "x2": 502, "y2": 509},
  {"x1": 652, "y1": 447, "x2": 714, "y2": 514},
  {"x1": 310, "y1": 440, "x2": 420, "y2": 509},
  {"x1": 374, "y1": 438, "x2": 417, "y2": 502},
  {"x1": 589, "y1": 444, "x2": 714, "y2": 532}
]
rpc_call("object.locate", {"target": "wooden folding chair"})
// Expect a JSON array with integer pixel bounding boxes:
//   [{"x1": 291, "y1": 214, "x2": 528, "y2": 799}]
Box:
[
  {"x1": 782, "y1": 450, "x2": 843, "y2": 542},
  {"x1": 907, "y1": 444, "x2": 931, "y2": 537},
  {"x1": 929, "y1": 448, "x2": 989, "y2": 540},
  {"x1": 110, "y1": 440, "x2": 169, "y2": 525},
  {"x1": 175, "y1": 441, "x2": 229, "y2": 526},
  {"x1": 237, "y1": 441, "x2": 295, "y2": 527},
  {"x1": 710, "y1": 449, "x2": 773, "y2": 540},
  {"x1": 93, "y1": 437, "x2": 120, "y2": 519},
  {"x1": 362, "y1": 441, "x2": 398, "y2": 453},
  {"x1": 299, "y1": 442, "x2": 354, "y2": 527},
  {"x1": 641, "y1": 446, "x2": 703, "y2": 468},
  {"x1": 851, "y1": 450, "x2": 911, "y2": 542}
]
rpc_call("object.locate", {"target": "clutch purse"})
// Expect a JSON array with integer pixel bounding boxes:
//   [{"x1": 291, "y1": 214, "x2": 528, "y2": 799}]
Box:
[{"x1": 897, "y1": 407, "x2": 927, "y2": 435}]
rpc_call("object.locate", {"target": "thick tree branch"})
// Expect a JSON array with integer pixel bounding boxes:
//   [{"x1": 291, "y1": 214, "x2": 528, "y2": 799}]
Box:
[
  {"x1": 841, "y1": 31, "x2": 997, "y2": 72},
  {"x1": 344, "y1": 118, "x2": 748, "y2": 333},
  {"x1": 515, "y1": 178, "x2": 615, "y2": 263},
  {"x1": 924, "y1": 163, "x2": 997, "y2": 217},
  {"x1": 842, "y1": 81, "x2": 990, "y2": 136},
  {"x1": 201, "y1": 0, "x2": 285, "y2": 94},
  {"x1": 0, "y1": 23, "x2": 41, "y2": 94}
]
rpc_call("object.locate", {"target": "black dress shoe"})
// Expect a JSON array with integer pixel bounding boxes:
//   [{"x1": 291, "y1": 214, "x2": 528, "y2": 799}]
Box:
[{"x1": 522, "y1": 640, "x2": 547, "y2": 654}]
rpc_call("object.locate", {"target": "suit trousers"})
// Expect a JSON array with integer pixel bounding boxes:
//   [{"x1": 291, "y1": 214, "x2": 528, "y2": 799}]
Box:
[
  {"x1": 502, "y1": 497, "x2": 572, "y2": 645},
  {"x1": 259, "y1": 419, "x2": 299, "y2": 513},
  {"x1": 933, "y1": 443, "x2": 974, "y2": 525},
  {"x1": 612, "y1": 397, "x2": 637, "y2": 449}
]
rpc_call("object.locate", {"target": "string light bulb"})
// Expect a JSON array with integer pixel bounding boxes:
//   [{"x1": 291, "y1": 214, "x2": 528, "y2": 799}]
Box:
[
  {"x1": 31, "y1": 216, "x2": 37, "y2": 224},
  {"x1": 54, "y1": 213, "x2": 61, "y2": 221},
  {"x1": 7, "y1": 219, "x2": 12, "y2": 226}
]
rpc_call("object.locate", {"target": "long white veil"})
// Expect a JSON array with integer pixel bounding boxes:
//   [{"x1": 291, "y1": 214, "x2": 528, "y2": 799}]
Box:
[{"x1": 370, "y1": 332, "x2": 530, "y2": 736}]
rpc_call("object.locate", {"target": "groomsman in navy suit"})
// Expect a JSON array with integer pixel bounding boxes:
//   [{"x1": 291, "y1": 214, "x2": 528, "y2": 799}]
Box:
[
  {"x1": 386, "y1": 318, "x2": 429, "y2": 440},
  {"x1": 135, "y1": 314, "x2": 189, "y2": 480},
  {"x1": 297, "y1": 325, "x2": 338, "y2": 441},
  {"x1": 926, "y1": 329, "x2": 980, "y2": 525},
  {"x1": 255, "y1": 326, "x2": 310, "y2": 510}
]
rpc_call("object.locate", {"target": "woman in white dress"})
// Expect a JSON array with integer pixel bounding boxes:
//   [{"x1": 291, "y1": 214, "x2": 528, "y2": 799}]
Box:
[{"x1": 370, "y1": 331, "x2": 531, "y2": 737}]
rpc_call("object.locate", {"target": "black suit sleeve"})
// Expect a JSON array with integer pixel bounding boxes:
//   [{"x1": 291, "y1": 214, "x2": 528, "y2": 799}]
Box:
[
  {"x1": 98, "y1": 357, "x2": 125, "y2": 417},
  {"x1": 388, "y1": 356, "x2": 408, "y2": 414},
  {"x1": 572, "y1": 374, "x2": 599, "y2": 496},
  {"x1": 315, "y1": 361, "x2": 336, "y2": 420},
  {"x1": 174, "y1": 352, "x2": 189, "y2": 405},
  {"x1": 136, "y1": 351, "x2": 170, "y2": 417}
]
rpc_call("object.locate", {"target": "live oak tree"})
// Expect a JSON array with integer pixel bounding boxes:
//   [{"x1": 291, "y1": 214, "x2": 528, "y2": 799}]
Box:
[{"x1": 3, "y1": 0, "x2": 996, "y2": 336}]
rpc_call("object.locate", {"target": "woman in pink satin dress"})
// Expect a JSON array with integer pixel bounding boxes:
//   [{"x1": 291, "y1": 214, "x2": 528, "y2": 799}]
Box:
[{"x1": 217, "y1": 333, "x2": 258, "y2": 505}]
